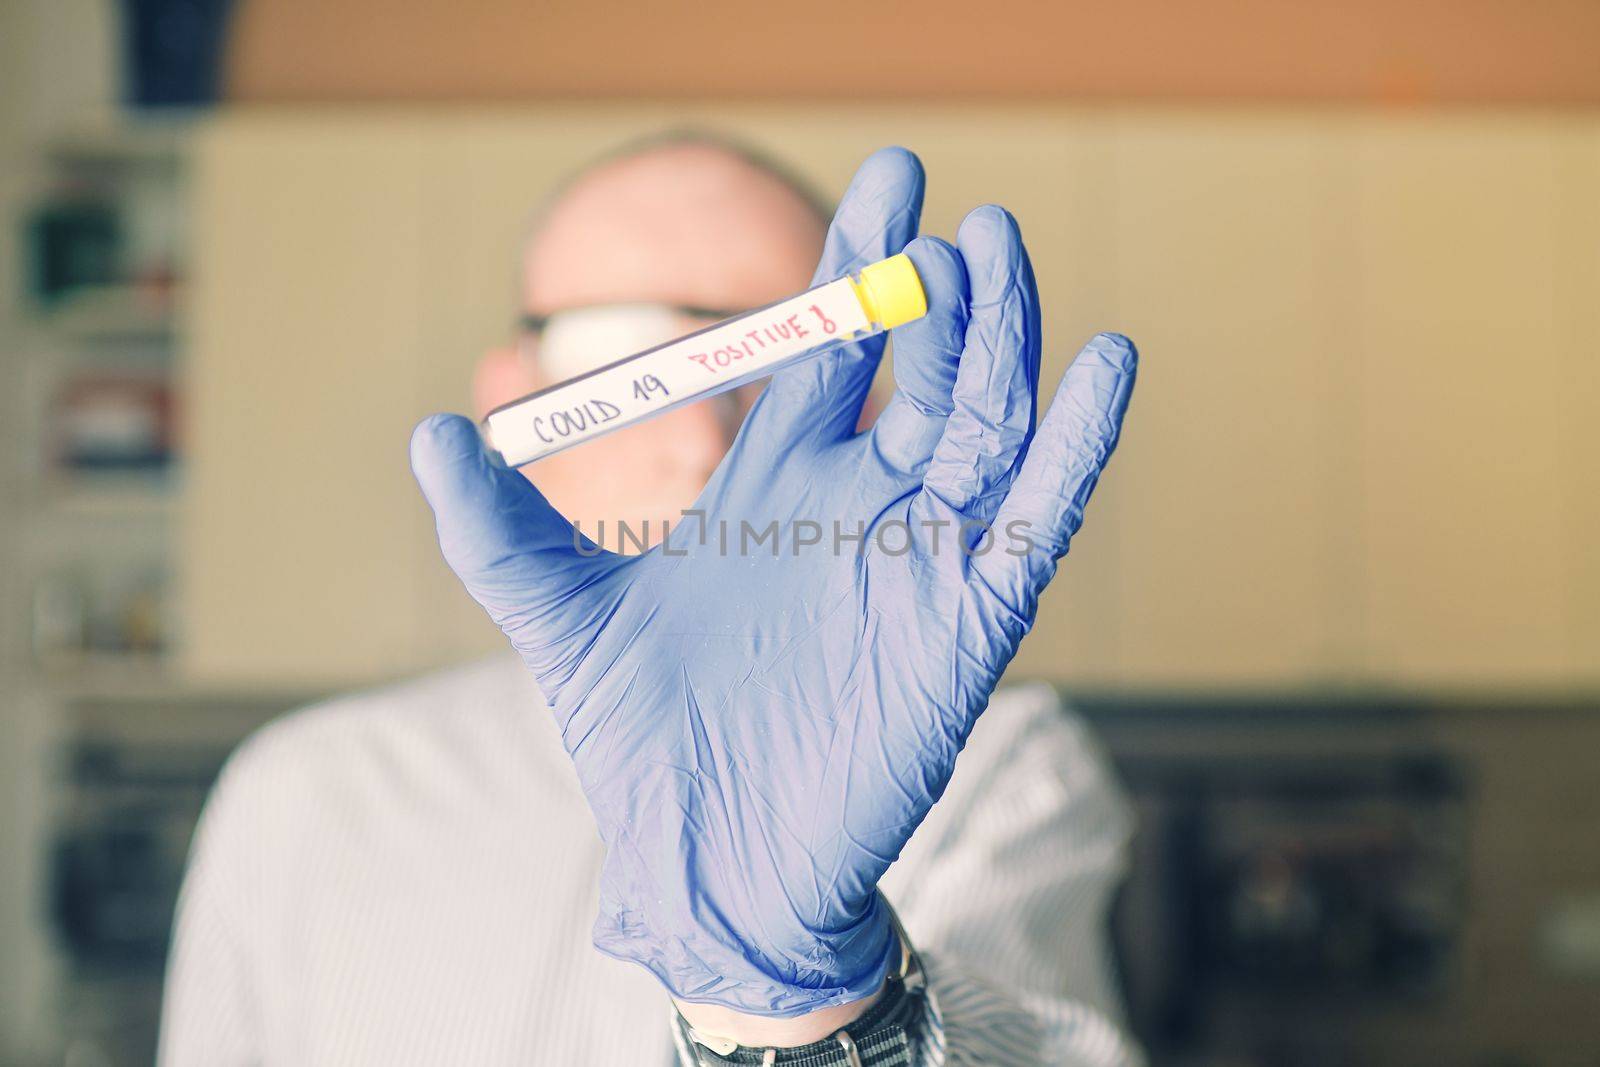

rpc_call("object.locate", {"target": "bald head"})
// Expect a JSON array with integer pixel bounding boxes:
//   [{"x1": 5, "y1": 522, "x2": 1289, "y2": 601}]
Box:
[
  {"x1": 522, "y1": 138, "x2": 827, "y2": 316},
  {"x1": 478, "y1": 136, "x2": 831, "y2": 545}
]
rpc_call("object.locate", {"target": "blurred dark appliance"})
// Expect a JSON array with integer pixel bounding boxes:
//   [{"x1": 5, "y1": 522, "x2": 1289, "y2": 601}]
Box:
[
  {"x1": 47, "y1": 696, "x2": 314, "y2": 1067},
  {"x1": 1120, "y1": 751, "x2": 1464, "y2": 1021},
  {"x1": 120, "y1": 0, "x2": 237, "y2": 108},
  {"x1": 1082, "y1": 698, "x2": 1472, "y2": 1067},
  {"x1": 50, "y1": 740, "x2": 227, "y2": 969}
]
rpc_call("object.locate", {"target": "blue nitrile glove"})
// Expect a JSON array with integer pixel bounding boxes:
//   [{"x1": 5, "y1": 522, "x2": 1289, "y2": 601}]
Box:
[{"x1": 411, "y1": 147, "x2": 1138, "y2": 1017}]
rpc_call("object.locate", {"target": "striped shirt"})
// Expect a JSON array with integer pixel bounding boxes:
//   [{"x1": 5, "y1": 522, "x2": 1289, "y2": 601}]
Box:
[{"x1": 158, "y1": 656, "x2": 1143, "y2": 1066}]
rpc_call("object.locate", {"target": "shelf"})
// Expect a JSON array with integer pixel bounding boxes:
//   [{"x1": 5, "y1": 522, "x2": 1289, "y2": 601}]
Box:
[
  {"x1": 30, "y1": 654, "x2": 181, "y2": 702},
  {"x1": 37, "y1": 478, "x2": 175, "y2": 519},
  {"x1": 43, "y1": 116, "x2": 197, "y2": 171},
  {"x1": 33, "y1": 287, "x2": 178, "y2": 341}
]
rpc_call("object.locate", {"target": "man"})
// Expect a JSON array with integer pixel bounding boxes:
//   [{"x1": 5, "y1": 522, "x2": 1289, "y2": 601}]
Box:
[{"x1": 160, "y1": 136, "x2": 1142, "y2": 1065}]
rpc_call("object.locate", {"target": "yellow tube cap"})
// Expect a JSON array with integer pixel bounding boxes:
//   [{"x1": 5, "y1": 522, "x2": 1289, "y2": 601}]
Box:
[{"x1": 853, "y1": 253, "x2": 927, "y2": 330}]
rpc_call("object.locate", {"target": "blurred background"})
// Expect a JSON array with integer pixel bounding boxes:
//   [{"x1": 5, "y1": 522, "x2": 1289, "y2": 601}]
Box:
[{"x1": 1, "y1": 2, "x2": 1598, "y2": 1064}]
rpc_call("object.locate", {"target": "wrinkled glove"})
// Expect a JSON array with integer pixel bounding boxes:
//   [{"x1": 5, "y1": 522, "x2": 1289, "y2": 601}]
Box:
[{"x1": 411, "y1": 147, "x2": 1138, "y2": 1017}]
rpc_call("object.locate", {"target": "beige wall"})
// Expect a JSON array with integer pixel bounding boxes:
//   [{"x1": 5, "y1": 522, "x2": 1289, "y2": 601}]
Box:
[{"x1": 178, "y1": 106, "x2": 1600, "y2": 693}]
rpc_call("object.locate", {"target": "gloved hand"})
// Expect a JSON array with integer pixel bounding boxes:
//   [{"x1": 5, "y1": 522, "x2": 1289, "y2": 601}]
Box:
[{"x1": 411, "y1": 147, "x2": 1138, "y2": 1017}]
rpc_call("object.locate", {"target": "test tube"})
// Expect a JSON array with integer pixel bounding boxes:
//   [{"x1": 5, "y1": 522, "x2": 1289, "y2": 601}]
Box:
[{"x1": 481, "y1": 253, "x2": 926, "y2": 467}]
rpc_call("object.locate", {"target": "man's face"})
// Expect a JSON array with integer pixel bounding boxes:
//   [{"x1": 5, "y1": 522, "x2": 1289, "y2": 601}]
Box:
[{"x1": 473, "y1": 143, "x2": 824, "y2": 542}]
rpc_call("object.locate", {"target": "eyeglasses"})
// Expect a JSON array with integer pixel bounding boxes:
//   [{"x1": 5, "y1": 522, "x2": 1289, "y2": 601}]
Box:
[
  {"x1": 518, "y1": 303, "x2": 746, "y2": 337},
  {"x1": 516, "y1": 302, "x2": 753, "y2": 390}
]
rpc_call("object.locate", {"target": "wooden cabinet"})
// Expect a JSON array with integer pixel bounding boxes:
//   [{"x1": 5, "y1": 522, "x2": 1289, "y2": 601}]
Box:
[
  {"x1": 179, "y1": 108, "x2": 1600, "y2": 691},
  {"x1": 1348, "y1": 117, "x2": 1595, "y2": 687},
  {"x1": 1035, "y1": 116, "x2": 1358, "y2": 686},
  {"x1": 182, "y1": 119, "x2": 441, "y2": 686}
]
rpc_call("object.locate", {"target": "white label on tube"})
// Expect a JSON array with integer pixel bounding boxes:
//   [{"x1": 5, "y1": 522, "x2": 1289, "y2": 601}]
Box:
[{"x1": 486, "y1": 277, "x2": 870, "y2": 466}]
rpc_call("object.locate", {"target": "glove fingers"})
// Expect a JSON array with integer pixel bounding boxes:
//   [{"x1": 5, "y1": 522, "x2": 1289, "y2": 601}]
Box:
[
  {"x1": 410, "y1": 413, "x2": 610, "y2": 661},
  {"x1": 736, "y1": 147, "x2": 925, "y2": 460},
  {"x1": 919, "y1": 206, "x2": 1042, "y2": 527},
  {"x1": 868, "y1": 236, "x2": 968, "y2": 475},
  {"x1": 976, "y1": 333, "x2": 1138, "y2": 615}
]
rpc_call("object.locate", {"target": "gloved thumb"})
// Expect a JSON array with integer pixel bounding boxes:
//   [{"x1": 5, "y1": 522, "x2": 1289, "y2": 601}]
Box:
[{"x1": 410, "y1": 413, "x2": 600, "y2": 644}]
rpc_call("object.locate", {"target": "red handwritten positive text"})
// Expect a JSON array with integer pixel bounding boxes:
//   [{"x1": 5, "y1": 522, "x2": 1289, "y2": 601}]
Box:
[{"x1": 685, "y1": 303, "x2": 840, "y2": 373}]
